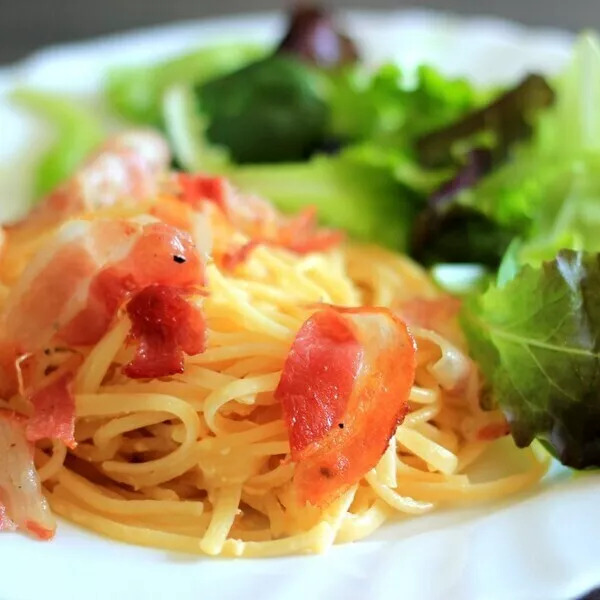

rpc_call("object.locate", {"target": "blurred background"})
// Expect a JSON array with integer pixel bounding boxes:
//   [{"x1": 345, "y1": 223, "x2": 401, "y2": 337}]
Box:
[{"x1": 1, "y1": 0, "x2": 598, "y2": 63}]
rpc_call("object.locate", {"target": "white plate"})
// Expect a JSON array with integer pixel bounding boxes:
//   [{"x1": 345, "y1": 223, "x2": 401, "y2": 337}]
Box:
[{"x1": 1, "y1": 10, "x2": 599, "y2": 600}]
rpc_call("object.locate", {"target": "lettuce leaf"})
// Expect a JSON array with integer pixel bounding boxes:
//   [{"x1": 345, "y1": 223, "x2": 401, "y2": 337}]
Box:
[
  {"x1": 414, "y1": 33, "x2": 600, "y2": 273},
  {"x1": 416, "y1": 74, "x2": 554, "y2": 168},
  {"x1": 517, "y1": 33, "x2": 600, "y2": 264},
  {"x1": 230, "y1": 154, "x2": 419, "y2": 250},
  {"x1": 11, "y1": 89, "x2": 103, "y2": 197},
  {"x1": 326, "y1": 63, "x2": 478, "y2": 148},
  {"x1": 457, "y1": 35, "x2": 600, "y2": 471},
  {"x1": 162, "y1": 85, "x2": 230, "y2": 173},
  {"x1": 196, "y1": 55, "x2": 329, "y2": 164},
  {"x1": 458, "y1": 33, "x2": 600, "y2": 269},
  {"x1": 462, "y1": 249, "x2": 600, "y2": 469},
  {"x1": 106, "y1": 43, "x2": 264, "y2": 126},
  {"x1": 410, "y1": 148, "x2": 517, "y2": 266}
]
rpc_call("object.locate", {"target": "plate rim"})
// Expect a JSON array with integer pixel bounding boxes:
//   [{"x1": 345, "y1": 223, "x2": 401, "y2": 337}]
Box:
[{"x1": 0, "y1": 8, "x2": 574, "y2": 77}]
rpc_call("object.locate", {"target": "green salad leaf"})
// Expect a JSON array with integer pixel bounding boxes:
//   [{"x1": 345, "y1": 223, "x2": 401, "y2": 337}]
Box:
[
  {"x1": 455, "y1": 32, "x2": 600, "y2": 270},
  {"x1": 106, "y1": 43, "x2": 264, "y2": 126},
  {"x1": 416, "y1": 73, "x2": 554, "y2": 168},
  {"x1": 326, "y1": 63, "x2": 478, "y2": 149},
  {"x1": 406, "y1": 71, "x2": 556, "y2": 268},
  {"x1": 11, "y1": 89, "x2": 103, "y2": 197},
  {"x1": 230, "y1": 153, "x2": 419, "y2": 250},
  {"x1": 162, "y1": 84, "x2": 230, "y2": 173},
  {"x1": 462, "y1": 250, "x2": 600, "y2": 469},
  {"x1": 517, "y1": 33, "x2": 600, "y2": 264},
  {"x1": 410, "y1": 148, "x2": 516, "y2": 266},
  {"x1": 197, "y1": 55, "x2": 329, "y2": 163}
]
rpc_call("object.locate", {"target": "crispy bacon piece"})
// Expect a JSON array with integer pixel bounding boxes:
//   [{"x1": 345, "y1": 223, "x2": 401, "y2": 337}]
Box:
[
  {"x1": 1, "y1": 131, "x2": 170, "y2": 293},
  {"x1": 124, "y1": 285, "x2": 206, "y2": 379},
  {"x1": 275, "y1": 306, "x2": 416, "y2": 506},
  {"x1": 0, "y1": 411, "x2": 56, "y2": 540},
  {"x1": 178, "y1": 174, "x2": 342, "y2": 267},
  {"x1": 221, "y1": 241, "x2": 260, "y2": 272},
  {"x1": 2, "y1": 219, "x2": 204, "y2": 351},
  {"x1": 26, "y1": 373, "x2": 77, "y2": 449},
  {"x1": 275, "y1": 206, "x2": 343, "y2": 254},
  {"x1": 58, "y1": 221, "x2": 205, "y2": 348},
  {"x1": 150, "y1": 195, "x2": 213, "y2": 262},
  {"x1": 23, "y1": 130, "x2": 170, "y2": 230},
  {"x1": 0, "y1": 219, "x2": 206, "y2": 399},
  {"x1": 178, "y1": 174, "x2": 228, "y2": 212}
]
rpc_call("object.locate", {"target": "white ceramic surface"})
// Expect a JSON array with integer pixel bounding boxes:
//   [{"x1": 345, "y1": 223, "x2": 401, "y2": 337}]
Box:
[{"x1": 0, "y1": 11, "x2": 598, "y2": 600}]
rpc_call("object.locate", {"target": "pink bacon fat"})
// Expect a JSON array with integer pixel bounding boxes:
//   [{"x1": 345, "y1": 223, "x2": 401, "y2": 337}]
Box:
[
  {"x1": 178, "y1": 174, "x2": 343, "y2": 269},
  {"x1": 0, "y1": 411, "x2": 56, "y2": 540},
  {"x1": 0, "y1": 217, "x2": 205, "y2": 397},
  {"x1": 0, "y1": 131, "x2": 170, "y2": 293},
  {"x1": 20, "y1": 130, "x2": 170, "y2": 230}
]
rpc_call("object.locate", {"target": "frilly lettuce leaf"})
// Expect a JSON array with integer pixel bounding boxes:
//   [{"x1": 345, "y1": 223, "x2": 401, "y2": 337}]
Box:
[
  {"x1": 461, "y1": 34, "x2": 600, "y2": 470},
  {"x1": 461, "y1": 33, "x2": 600, "y2": 268},
  {"x1": 517, "y1": 33, "x2": 600, "y2": 264},
  {"x1": 462, "y1": 250, "x2": 600, "y2": 469},
  {"x1": 326, "y1": 63, "x2": 478, "y2": 148},
  {"x1": 416, "y1": 74, "x2": 554, "y2": 168}
]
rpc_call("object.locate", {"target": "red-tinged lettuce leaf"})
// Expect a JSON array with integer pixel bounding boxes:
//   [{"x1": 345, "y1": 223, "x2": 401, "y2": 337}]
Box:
[
  {"x1": 406, "y1": 73, "x2": 554, "y2": 268},
  {"x1": 441, "y1": 34, "x2": 600, "y2": 270},
  {"x1": 416, "y1": 73, "x2": 555, "y2": 168},
  {"x1": 277, "y1": 5, "x2": 359, "y2": 68},
  {"x1": 411, "y1": 148, "x2": 516, "y2": 267},
  {"x1": 462, "y1": 250, "x2": 600, "y2": 469}
]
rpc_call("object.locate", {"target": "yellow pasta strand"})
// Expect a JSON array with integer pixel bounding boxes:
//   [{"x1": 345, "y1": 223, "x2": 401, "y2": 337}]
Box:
[{"x1": 200, "y1": 484, "x2": 242, "y2": 555}]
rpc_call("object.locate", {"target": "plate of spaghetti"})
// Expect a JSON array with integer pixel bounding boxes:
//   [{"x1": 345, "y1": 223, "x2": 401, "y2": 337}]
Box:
[{"x1": 2, "y1": 7, "x2": 600, "y2": 600}]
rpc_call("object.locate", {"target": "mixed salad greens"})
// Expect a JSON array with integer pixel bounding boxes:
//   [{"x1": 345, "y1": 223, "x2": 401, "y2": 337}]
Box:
[{"x1": 11, "y1": 6, "x2": 600, "y2": 470}]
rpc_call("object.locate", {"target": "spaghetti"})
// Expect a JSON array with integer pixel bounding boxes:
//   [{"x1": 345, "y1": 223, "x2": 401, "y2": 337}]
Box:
[{"x1": 0, "y1": 131, "x2": 549, "y2": 556}]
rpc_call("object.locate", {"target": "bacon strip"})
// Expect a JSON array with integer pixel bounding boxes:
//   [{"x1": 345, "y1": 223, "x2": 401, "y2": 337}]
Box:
[
  {"x1": 124, "y1": 285, "x2": 206, "y2": 379},
  {"x1": 26, "y1": 374, "x2": 77, "y2": 449},
  {"x1": 2, "y1": 220, "x2": 204, "y2": 352},
  {"x1": 179, "y1": 174, "x2": 228, "y2": 213},
  {"x1": 1, "y1": 131, "x2": 170, "y2": 296},
  {"x1": 0, "y1": 219, "x2": 206, "y2": 399},
  {"x1": 0, "y1": 411, "x2": 56, "y2": 540},
  {"x1": 275, "y1": 306, "x2": 416, "y2": 506},
  {"x1": 178, "y1": 174, "x2": 342, "y2": 267},
  {"x1": 22, "y1": 130, "x2": 170, "y2": 230}
]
